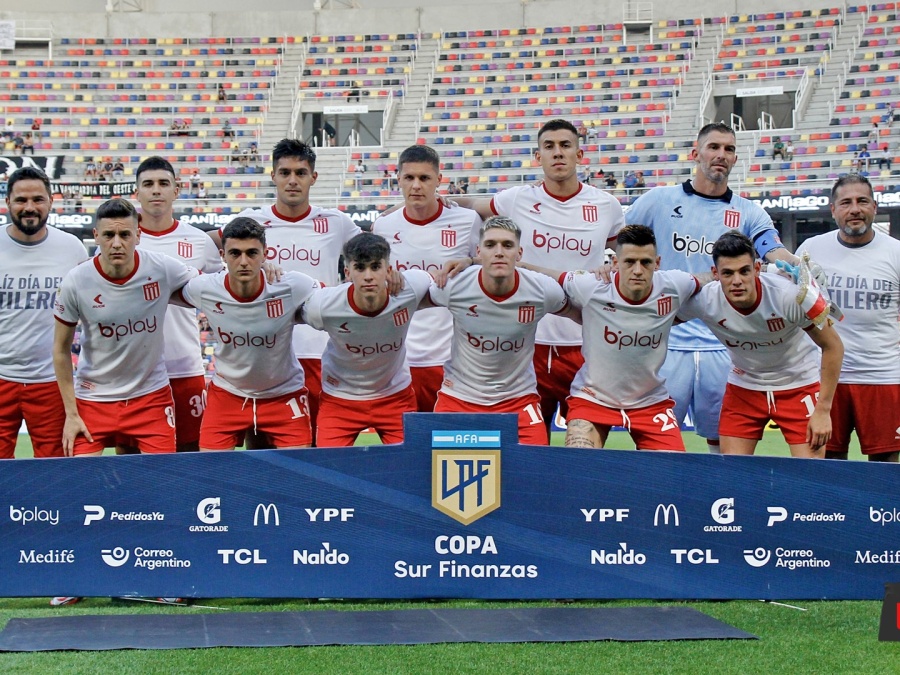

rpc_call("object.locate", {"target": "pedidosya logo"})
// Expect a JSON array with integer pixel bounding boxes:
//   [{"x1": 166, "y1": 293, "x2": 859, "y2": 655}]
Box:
[{"x1": 191, "y1": 497, "x2": 228, "y2": 532}]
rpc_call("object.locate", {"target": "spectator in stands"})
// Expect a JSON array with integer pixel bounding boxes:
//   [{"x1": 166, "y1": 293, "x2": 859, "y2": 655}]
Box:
[
  {"x1": 390, "y1": 169, "x2": 399, "y2": 192},
  {"x1": 2, "y1": 120, "x2": 13, "y2": 142},
  {"x1": 84, "y1": 158, "x2": 98, "y2": 181},
  {"x1": 577, "y1": 123, "x2": 588, "y2": 142},
  {"x1": 353, "y1": 158, "x2": 366, "y2": 190},
  {"x1": 12, "y1": 134, "x2": 24, "y2": 155},
  {"x1": 772, "y1": 136, "x2": 786, "y2": 160},
  {"x1": 878, "y1": 144, "x2": 892, "y2": 171},
  {"x1": 217, "y1": 84, "x2": 227, "y2": 103},
  {"x1": 30, "y1": 119, "x2": 41, "y2": 142},
  {"x1": 348, "y1": 82, "x2": 361, "y2": 103},
  {"x1": 586, "y1": 121, "x2": 598, "y2": 141},
  {"x1": 868, "y1": 122, "x2": 879, "y2": 147},
  {"x1": 180, "y1": 119, "x2": 192, "y2": 137},
  {"x1": 247, "y1": 142, "x2": 260, "y2": 165},
  {"x1": 222, "y1": 120, "x2": 235, "y2": 140},
  {"x1": 112, "y1": 160, "x2": 124, "y2": 181},
  {"x1": 857, "y1": 145, "x2": 871, "y2": 172},
  {"x1": 457, "y1": 178, "x2": 469, "y2": 194},
  {"x1": 190, "y1": 170, "x2": 201, "y2": 197},
  {"x1": 382, "y1": 170, "x2": 391, "y2": 191},
  {"x1": 230, "y1": 143, "x2": 242, "y2": 164},
  {"x1": 197, "y1": 184, "x2": 208, "y2": 205},
  {"x1": 323, "y1": 122, "x2": 337, "y2": 146},
  {"x1": 21, "y1": 133, "x2": 34, "y2": 156},
  {"x1": 170, "y1": 119, "x2": 184, "y2": 135},
  {"x1": 635, "y1": 170, "x2": 646, "y2": 190},
  {"x1": 604, "y1": 172, "x2": 618, "y2": 190},
  {"x1": 784, "y1": 140, "x2": 795, "y2": 161},
  {"x1": 623, "y1": 171, "x2": 637, "y2": 195}
]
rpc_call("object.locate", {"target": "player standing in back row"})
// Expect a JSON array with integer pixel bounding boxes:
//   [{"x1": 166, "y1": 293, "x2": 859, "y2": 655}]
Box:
[{"x1": 450, "y1": 119, "x2": 624, "y2": 432}]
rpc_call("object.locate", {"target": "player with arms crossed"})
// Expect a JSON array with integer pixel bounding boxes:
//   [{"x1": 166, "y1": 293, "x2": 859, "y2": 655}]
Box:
[
  {"x1": 373, "y1": 144, "x2": 480, "y2": 413},
  {"x1": 430, "y1": 216, "x2": 570, "y2": 445},
  {"x1": 228, "y1": 139, "x2": 361, "y2": 443},
  {"x1": 122, "y1": 156, "x2": 222, "y2": 453},
  {"x1": 0, "y1": 167, "x2": 87, "y2": 458},
  {"x1": 676, "y1": 232, "x2": 844, "y2": 458},
  {"x1": 53, "y1": 198, "x2": 196, "y2": 456},
  {"x1": 526, "y1": 225, "x2": 703, "y2": 450},
  {"x1": 796, "y1": 175, "x2": 900, "y2": 462},
  {"x1": 180, "y1": 218, "x2": 319, "y2": 451},
  {"x1": 625, "y1": 123, "x2": 811, "y2": 452},
  {"x1": 301, "y1": 232, "x2": 433, "y2": 446},
  {"x1": 450, "y1": 119, "x2": 624, "y2": 433}
]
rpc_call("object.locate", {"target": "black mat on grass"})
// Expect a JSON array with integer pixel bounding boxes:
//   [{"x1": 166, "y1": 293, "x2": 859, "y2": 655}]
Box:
[{"x1": 0, "y1": 606, "x2": 756, "y2": 651}]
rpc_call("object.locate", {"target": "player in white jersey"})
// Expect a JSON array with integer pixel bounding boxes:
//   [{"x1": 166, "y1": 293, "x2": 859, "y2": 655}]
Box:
[
  {"x1": 430, "y1": 216, "x2": 570, "y2": 445},
  {"x1": 301, "y1": 232, "x2": 433, "y2": 446},
  {"x1": 116, "y1": 156, "x2": 222, "y2": 454},
  {"x1": 372, "y1": 144, "x2": 480, "y2": 413},
  {"x1": 222, "y1": 139, "x2": 361, "y2": 445},
  {"x1": 625, "y1": 122, "x2": 809, "y2": 452},
  {"x1": 0, "y1": 167, "x2": 87, "y2": 458},
  {"x1": 530, "y1": 225, "x2": 702, "y2": 451},
  {"x1": 180, "y1": 218, "x2": 319, "y2": 451},
  {"x1": 677, "y1": 232, "x2": 844, "y2": 458},
  {"x1": 450, "y1": 119, "x2": 624, "y2": 433},
  {"x1": 53, "y1": 198, "x2": 196, "y2": 456},
  {"x1": 796, "y1": 175, "x2": 900, "y2": 462}
]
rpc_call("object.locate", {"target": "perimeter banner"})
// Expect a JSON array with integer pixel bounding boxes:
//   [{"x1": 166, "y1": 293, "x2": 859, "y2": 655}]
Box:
[{"x1": 1, "y1": 413, "x2": 898, "y2": 600}]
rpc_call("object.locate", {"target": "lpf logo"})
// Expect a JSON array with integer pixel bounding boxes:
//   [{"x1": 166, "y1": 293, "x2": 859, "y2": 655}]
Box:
[
  {"x1": 177, "y1": 241, "x2": 193, "y2": 258},
  {"x1": 432, "y1": 451, "x2": 501, "y2": 525}
]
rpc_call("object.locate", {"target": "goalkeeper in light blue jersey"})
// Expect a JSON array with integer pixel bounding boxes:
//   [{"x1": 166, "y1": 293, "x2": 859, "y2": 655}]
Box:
[{"x1": 625, "y1": 122, "x2": 805, "y2": 452}]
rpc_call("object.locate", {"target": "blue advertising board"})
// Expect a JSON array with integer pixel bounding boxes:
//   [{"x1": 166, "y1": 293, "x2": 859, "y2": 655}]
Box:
[{"x1": 1, "y1": 413, "x2": 898, "y2": 600}]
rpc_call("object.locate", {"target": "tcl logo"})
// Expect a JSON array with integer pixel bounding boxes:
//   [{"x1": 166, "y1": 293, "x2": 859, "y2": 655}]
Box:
[
  {"x1": 218, "y1": 549, "x2": 267, "y2": 564},
  {"x1": 671, "y1": 549, "x2": 719, "y2": 564}
]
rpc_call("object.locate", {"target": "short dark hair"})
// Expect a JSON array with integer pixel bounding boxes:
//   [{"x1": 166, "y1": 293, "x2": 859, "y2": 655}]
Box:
[
  {"x1": 135, "y1": 156, "x2": 176, "y2": 183},
  {"x1": 616, "y1": 224, "x2": 656, "y2": 251},
  {"x1": 95, "y1": 198, "x2": 138, "y2": 224},
  {"x1": 342, "y1": 232, "x2": 391, "y2": 266},
  {"x1": 697, "y1": 122, "x2": 735, "y2": 146},
  {"x1": 7, "y1": 166, "x2": 51, "y2": 197},
  {"x1": 537, "y1": 119, "x2": 578, "y2": 142},
  {"x1": 831, "y1": 173, "x2": 874, "y2": 202},
  {"x1": 222, "y1": 217, "x2": 266, "y2": 248},
  {"x1": 272, "y1": 139, "x2": 316, "y2": 171},
  {"x1": 712, "y1": 231, "x2": 755, "y2": 265},
  {"x1": 398, "y1": 144, "x2": 440, "y2": 173}
]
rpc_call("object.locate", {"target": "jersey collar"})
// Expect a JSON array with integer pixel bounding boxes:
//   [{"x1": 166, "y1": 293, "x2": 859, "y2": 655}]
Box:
[
  {"x1": 272, "y1": 205, "x2": 312, "y2": 223},
  {"x1": 94, "y1": 250, "x2": 141, "y2": 285},
  {"x1": 683, "y1": 180, "x2": 733, "y2": 203},
  {"x1": 403, "y1": 200, "x2": 443, "y2": 225},
  {"x1": 139, "y1": 219, "x2": 179, "y2": 237},
  {"x1": 224, "y1": 271, "x2": 266, "y2": 302}
]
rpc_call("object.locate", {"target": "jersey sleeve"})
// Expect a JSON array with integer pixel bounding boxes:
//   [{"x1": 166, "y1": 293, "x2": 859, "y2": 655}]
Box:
[
  {"x1": 53, "y1": 270, "x2": 81, "y2": 325},
  {"x1": 623, "y1": 190, "x2": 658, "y2": 226},
  {"x1": 339, "y1": 212, "x2": 363, "y2": 242},
  {"x1": 165, "y1": 256, "x2": 198, "y2": 292},
  {"x1": 200, "y1": 236, "x2": 224, "y2": 274},
  {"x1": 489, "y1": 186, "x2": 516, "y2": 217},
  {"x1": 561, "y1": 270, "x2": 600, "y2": 309},
  {"x1": 541, "y1": 273, "x2": 569, "y2": 315},
  {"x1": 466, "y1": 210, "x2": 482, "y2": 255},
  {"x1": 404, "y1": 269, "x2": 435, "y2": 302},
  {"x1": 675, "y1": 287, "x2": 708, "y2": 323},
  {"x1": 289, "y1": 272, "x2": 322, "y2": 308},
  {"x1": 429, "y1": 279, "x2": 451, "y2": 308},
  {"x1": 671, "y1": 270, "x2": 702, "y2": 302},
  {"x1": 606, "y1": 199, "x2": 626, "y2": 243},
  {"x1": 300, "y1": 288, "x2": 324, "y2": 330},
  {"x1": 179, "y1": 275, "x2": 204, "y2": 309},
  {"x1": 780, "y1": 283, "x2": 813, "y2": 329}
]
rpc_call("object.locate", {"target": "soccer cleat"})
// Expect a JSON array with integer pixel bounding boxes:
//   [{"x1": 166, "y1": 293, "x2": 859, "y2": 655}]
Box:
[
  {"x1": 50, "y1": 596, "x2": 81, "y2": 606},
  {"x1": 155, "y1": 597, "x2": 185, "y2": 604}
]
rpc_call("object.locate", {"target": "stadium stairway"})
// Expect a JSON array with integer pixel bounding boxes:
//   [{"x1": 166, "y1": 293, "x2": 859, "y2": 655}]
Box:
[{"x1": 259, "y1": 39, "x2": 307, "y2": 152}]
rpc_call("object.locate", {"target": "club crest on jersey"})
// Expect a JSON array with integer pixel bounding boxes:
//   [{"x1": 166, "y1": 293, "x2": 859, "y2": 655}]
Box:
[
  {"x1": 724, "y1": 210, "x2": 741, "y2": 229},
  {"x1": 266, "y1": 298, "x2": 284, "y2": 318},
  {"x1": 767, "y1": 317, "x2": 785, "y2": 332},
  {"x1": 177, "y1": 241, "x2": 193, "y2": 258},
  {"x1": 582, "y1": 204, "x2": 598, "y2": 223},
  {"x1": 313, "y1": 217, "x2": 328, "y2": 234},
  {"x1": 142, "y1": 281, "x2": 160, "y2": 301},
  {"x1": 518, "y1": 305, "x2": 536, "y2": 324},
  {"x1": 393, "y1": 307, "x2": 409, "y2": 327},
  {"x1": 441, "y1": 229, "x2": 457, "y2": 248},
  {"x1": 657, "y1": 296, "x2": 672, "y2": 316}
]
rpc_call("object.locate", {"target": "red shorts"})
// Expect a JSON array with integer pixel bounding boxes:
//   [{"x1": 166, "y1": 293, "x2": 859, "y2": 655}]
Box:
[
  {"x1": 410, "y1": 365, "x2": 444, "y2": 413},
  {"x1": 533, "y1": 344, "x2": 583, "y2": 423},
  {"x1": 434, "y1": 391, "x2": 548, "y2": 445},
  {"x1": 74, "y1": 386, "x2": 176, "y2": 455},
  {"x1": 566, "y1": 396, "x2": 685, "y2": 451},
  {"x1": 720, "y1": 382, "x2": 820, "y2": 445},
  {"x1": 0, "y1": 378, "x2": 66, "y2": 459},
  {"x1": 317, "y1": 386, "x2": 417, "y2": 447},
  {"x1": 169, "y1": 375, "x2": 207, "y2": 446},
  {"x1": 827, "y1": 383, "x2": 900, "y2": 455},
  {"x1": 299, "y1": 357, "x2": 322, "y2": 440},
  {"x1": 201, "y1": 382, "x2": 312, "y2": 450}
]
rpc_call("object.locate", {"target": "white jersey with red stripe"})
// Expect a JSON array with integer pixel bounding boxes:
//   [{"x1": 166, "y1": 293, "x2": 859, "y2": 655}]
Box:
[
  {"x1": 372, "y1": 202, "x2": 480, "y2": 367},
  {"x1": 137, "y1": 220, "x2": 223, "y2": 378},
  {"x1": 302, "y1": 269, "x2": 433, "y2": 400},
  {"x1": 235, "y1": 204, "x2": 361, "y2": 359},
  {"x1": 430, "y1": 266, "x2": 568, "y2": 404},
  {"x1": 796, "y1": 230, "x2": 900, "y2": 384},
  {"x1": 54, "y1": 250, "x2": 195, "y2": 401},
  {"x1": 490, "y1": 182, "x2": 624, "y2": 346},
  {"x1": 180, "y1": 270, "x2": 319, "y2": 399},
  {"x1": 677, "y1": 274, "x2": 820, "y2": 391},
  {"x1": 0, "y1": 227, "x2": 87, "y2": 383},
  {"x1": 565, "y1": 269, "x2": 700, "y2": 409}
]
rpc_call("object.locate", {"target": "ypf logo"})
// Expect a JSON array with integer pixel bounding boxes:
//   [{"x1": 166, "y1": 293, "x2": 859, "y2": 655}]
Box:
[
  {"x1": 101, "y1": 547, "x2": 130, "y2": 567},
  {"x1": 432, "y1": 450, "x2": 501, "y2": 525},
  {"x1": 196, "y1": 497, "x2": 221, "y2": 524}
]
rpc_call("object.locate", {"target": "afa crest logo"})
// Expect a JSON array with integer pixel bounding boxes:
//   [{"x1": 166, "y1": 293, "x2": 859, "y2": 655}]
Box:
[{"x1": 432, "y1": 450, "x2": 501, "y2": 526}]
